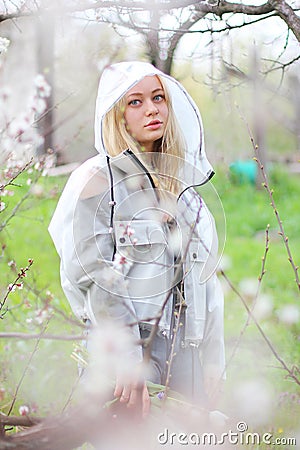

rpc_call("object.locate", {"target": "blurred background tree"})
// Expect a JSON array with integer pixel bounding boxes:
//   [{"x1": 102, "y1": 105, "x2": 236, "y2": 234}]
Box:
[{"x1": 0, "y1": 0, "x2": 299, "y2": 171}]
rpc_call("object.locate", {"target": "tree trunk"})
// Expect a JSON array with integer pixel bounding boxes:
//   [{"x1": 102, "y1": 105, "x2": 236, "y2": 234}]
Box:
[{"x1": 35, "y1": 8, "x2": 55, "y2": 156}]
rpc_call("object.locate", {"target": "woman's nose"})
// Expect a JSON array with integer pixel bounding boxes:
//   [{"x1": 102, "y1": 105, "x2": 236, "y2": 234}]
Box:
[{"x1": 145, "y1": 100, "x2": 159, "y2": 116}]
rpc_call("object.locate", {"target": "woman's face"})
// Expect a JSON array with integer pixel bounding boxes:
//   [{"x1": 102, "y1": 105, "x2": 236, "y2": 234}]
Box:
[{"x1": 124, "y1": 75, "x2": 169, "y2": 152}]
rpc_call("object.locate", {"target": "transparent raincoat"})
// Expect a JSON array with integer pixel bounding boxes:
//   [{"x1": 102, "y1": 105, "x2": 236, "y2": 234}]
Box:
[{"x1": 49, "y1": 61, "x2": 225, "y2": 383}]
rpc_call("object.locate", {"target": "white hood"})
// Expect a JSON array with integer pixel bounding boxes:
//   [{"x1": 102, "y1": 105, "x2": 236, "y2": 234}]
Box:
[{"x1": 94, "y1": 61, "x2": 214, "y2": 185}]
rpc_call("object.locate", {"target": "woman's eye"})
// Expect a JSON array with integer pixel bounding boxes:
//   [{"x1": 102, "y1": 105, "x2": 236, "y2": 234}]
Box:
[
  {"x1": 154, "y1": 94, "x2": 164, "y2": 102},
  {"x1": 129, "y1": 99, "x2": 141, "y2": 106}
]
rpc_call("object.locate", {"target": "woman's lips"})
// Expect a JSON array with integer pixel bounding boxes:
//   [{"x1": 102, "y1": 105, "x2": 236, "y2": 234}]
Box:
[{"x1": 145, "y1": 120, "x2": 162, "y2": 130}]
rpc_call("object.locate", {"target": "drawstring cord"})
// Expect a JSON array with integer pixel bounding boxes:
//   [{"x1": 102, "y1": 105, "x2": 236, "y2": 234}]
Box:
[{"x1": 106, "y1": 155, "x2": 116, "y2": 260}]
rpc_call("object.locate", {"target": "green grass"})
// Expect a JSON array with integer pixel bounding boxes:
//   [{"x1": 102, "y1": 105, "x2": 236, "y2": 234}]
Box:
[{"x1": 0, "y1": 163, "x2": 299, "y2": 437}]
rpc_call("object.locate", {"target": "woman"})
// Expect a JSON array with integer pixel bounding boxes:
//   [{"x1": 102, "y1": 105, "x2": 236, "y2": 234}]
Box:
[{"x1": 49, "y1": 61, "x2": 225, "y2": 418}]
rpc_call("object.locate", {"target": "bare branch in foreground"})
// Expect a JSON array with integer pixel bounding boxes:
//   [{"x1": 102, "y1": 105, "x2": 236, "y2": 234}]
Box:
[
  {"x1": 253, "y1": 152, "x2": 300, "y2": 292},
  {"x1": 0, "y1": 332, "x2": 85, "y2": 340},
  {"x1": 220, "y1": 269, "x2": 300, "y2": 386}
]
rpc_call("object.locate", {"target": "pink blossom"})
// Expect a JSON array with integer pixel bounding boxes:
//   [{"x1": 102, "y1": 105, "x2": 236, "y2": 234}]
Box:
[
  {"x1": 113, "y1": 253, "x2": 128, "y2": 270},
  {"x1": 123, "y1": 225, "x2": 135, "y2": 237},
  {"x1": 34, "y1": 74, "x2": 51, "y2": 98},
  {"x1": 19, "y1": 405, "x2": 30, "y2": 416}
]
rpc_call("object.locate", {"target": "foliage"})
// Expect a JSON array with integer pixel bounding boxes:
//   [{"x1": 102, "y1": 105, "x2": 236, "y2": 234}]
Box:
[{"x1": 0, "y1": 162, "x2": 299, "y2": 447}]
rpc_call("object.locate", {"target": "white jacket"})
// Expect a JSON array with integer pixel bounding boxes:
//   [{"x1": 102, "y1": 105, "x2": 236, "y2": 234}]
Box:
[{"x1": 49, "y1": 61, "x2": 225, "y2": 377}]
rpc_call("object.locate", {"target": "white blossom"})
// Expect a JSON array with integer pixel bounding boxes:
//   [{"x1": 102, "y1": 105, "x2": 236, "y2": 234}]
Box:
[
  {"x1": 34, "y1": 74, "x2": 51, "y2": 98},
  {"x1": 29, "y1": 96, "x2": 47, "y2": 114},
  {"x1": 217, "y1": 254, "x2": 232, "y2": 272},
  {"x1": 0, "y1": 37, "x2": 10, "y2": 54},
  {"x1": 233, "y1": 379, "x2": 274, "y2": 427},
  {"x1": 0, "y1": 86, "x2": 12, "y2": 101},
  {"x1": 0, "y1": 202, "x2": 6, "y2": 212},
  {"x1": 252, "y1": 294, "x2": 274, "y2": 320},
  {"x1": 8, "y1": 116, "x2": 30, "y2": 141},
  {"x1": 277, "y1": 304, "x2": 300, "y2": 326},
  {"x1": 30, "y1": 183, "x2": 44, "y2": 197},
  {"x1": 34, "y1": 308, "x2": 53, "y2": 325},
  {"x1": 239, "y1": 277, "x2": 257, "y2": 301}
]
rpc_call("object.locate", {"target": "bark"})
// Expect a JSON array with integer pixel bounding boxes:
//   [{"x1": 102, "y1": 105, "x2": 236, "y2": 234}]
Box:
[
  {"x1": 268, "y1": 0, "x2": 300, "y2": 41},
  {"x1": 35, "y1": 8, "x2": 55, "y2": 156},
  {"x1": 0, "y1": 397, "x2": 111, "y2": 450}
]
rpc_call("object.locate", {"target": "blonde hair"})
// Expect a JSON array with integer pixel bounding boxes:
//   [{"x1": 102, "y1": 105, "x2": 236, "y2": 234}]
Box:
[{"x1": 102, "y1": 76, "x2": 185, "y2": 196}]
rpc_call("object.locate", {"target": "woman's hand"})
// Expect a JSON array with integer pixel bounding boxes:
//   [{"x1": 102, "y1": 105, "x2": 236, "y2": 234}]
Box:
[{"x1": 114, "y1": 377, "x2": 151, "y2": 419}]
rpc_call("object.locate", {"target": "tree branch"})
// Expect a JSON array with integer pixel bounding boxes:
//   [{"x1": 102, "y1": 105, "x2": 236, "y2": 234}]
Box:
[
  {"x1": 268, "y1": 0, "x2": 300, "y2": 41},
  {"x1": 0, "y1": 332, "x2": 85, "y2": 340}
]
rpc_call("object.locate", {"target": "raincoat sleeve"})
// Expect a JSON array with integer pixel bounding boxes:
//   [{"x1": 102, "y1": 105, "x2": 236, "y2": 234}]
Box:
[{"x1": 51, "y1": 167, "x2": 142, "y2": 363}]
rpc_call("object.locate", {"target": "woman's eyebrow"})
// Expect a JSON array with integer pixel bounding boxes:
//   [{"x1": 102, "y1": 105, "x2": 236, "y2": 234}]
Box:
[{"x1": 126, "y1": 87, "x2": 164, "y2": 98}]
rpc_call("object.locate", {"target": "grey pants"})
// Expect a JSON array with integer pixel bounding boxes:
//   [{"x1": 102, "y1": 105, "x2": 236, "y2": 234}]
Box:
[{"x1": 140, "y1": 327, "x2": 206, "y2": 405}]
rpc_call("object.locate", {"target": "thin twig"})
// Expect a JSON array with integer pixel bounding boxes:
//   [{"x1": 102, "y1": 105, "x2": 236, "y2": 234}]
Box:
[
  {"x1": 0, "y1": 259, "x2": 34, "y2": 319},
  {"x1": 253, "y1": 152, "x2": 300, "y2": 293},
  {"x1": 219, "y1": 226, "x2": 270, "y2": 382},
  {"x1": 0, "y1": 332, "x2": 85, "y2": 341},
  {"x1": 238, "y1": 106, "x2": 300, "y2": 292},
  {"x1": 220, "y1": 270, "x2": 300, "y2": 386},
  {"x1": 7, "y1": 322, "x2": 48, "y2": 416}
]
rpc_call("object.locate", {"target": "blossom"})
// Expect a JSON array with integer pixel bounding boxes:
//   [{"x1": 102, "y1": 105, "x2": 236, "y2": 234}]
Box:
[
  {"x1": 252, "y1": 294, "x2": 273, "y2": 320},
  {"x1": 277, "y1": 304, "x2": 300, "y2": 326},
  {"x1": 7, "y1": 283, "x2": 16, "y2": 292},
  {"x1": 157, "y1": 391, "x2": 165, "y2": 400},
  {"x1": 29, "y1": 96, "x2": 47, "y2": 114},
  {"x1": 0, "y1": 202, "x2": 6, "y2": 212},
  {"x1": 239, "y1": 277, "x2": 257, "y2": 301},
  {"x1": 0, "y1": 86, "x2": 12, "y2": 101},
  {"x1": 30, "y1": 183, "x2": 44, "y2": 198},
  {"x1": 34, "y1": 74, "x2": 51, "y2": 98},
  {"x1": 123, "y1": 225, "x2": 135, "y2": 237},
  {"x1": 8, "y1": 116, "x2": 31, "y2": 141},
  {"x1": 0, "y1": 37, "x2": 10, "y2": 54},
  {"x1": 113, "y1": 253, "x2": 128, "y2": 270},
  {"x1": 34, "y1": 307, "x2": 53, "y2": 325},
  {"x1": 1, "y1": 189, "x2": 14, "y2": 197},
  {"x1": 19, "y1": 405, "x2": 30, "y2": 416}
]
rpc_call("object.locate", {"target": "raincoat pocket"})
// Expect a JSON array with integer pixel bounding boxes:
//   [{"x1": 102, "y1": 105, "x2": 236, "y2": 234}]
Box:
[{"x1": 114, "y1": 220, "x2": 167, "y2": 264}]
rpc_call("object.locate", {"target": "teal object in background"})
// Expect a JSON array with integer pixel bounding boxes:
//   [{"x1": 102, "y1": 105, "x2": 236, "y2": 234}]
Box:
[{"x1": 229, "y1": 160, "x2": 257, "y2": 185}]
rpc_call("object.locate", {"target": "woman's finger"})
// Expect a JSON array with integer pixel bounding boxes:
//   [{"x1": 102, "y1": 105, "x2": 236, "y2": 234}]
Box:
[
  {"x1": 142, "y1": 384, "x2": 151, "y2": 418},
  {"x1": 119, "y1": 384, "x2": 131, "y2": 403}
]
